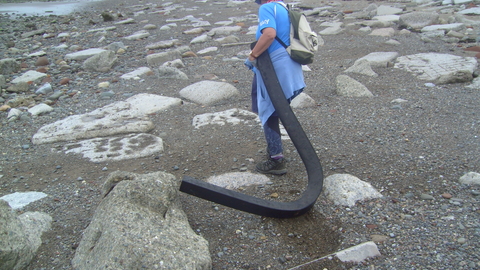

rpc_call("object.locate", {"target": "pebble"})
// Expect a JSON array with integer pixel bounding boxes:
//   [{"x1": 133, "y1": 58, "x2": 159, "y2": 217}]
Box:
[
  {"x1": 441, "y1": 193, "x2": 452, "y2": 199},
  {"x1": 420, "y1": 194, "x2": 434, "y2": 200}
]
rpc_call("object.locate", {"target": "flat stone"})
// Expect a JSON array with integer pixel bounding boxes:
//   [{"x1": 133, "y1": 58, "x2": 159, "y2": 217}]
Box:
[
  {"x1": 120, "y1": 67, "x2": 152, "y2": 80},
  {"x1": 11, "y1": 70, "x2": 46, "y2": 84},
  {"x1": 394, "y1": 53, "x2": 477, "y2": 83},
  {"x1": 192, "y1": 108, "x2": 259, "y2": 129},
  {"x1": 206, "y1": 172, "x2": 270, "y2": 189},
  {"x1": 180, "y1": 81, "x2": 239, "y2": 106},
  {"x1": 32, "y1": 94, "x2": 182, "y2": 144},
  {"x1": 65, "y1": 48, "x2": 107, "y2": 61},
  {"x1": 0, "y1": 192, "x2": 48, "y2": 209},
  {"x1": 63, "y1": 133, "x2": 164, "y2": 162},
  {"x1": 336, "y1": 241, "x2": 381, "y2": 263}
]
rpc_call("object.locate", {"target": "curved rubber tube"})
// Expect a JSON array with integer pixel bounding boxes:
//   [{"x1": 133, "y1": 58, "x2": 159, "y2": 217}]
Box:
[{"x1": 180, "y1": 51, "x2": 323, "y2": 218}]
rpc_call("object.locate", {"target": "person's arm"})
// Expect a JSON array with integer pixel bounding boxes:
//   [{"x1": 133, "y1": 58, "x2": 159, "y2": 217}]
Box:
[{"x1": 249, "y1": 27, "x2": 276, "y2": 61}]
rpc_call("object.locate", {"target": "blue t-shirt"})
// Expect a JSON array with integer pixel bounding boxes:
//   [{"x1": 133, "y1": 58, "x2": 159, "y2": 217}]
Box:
[{"x1": 256, "y1": 2, "x2": 290, "y2": 54}]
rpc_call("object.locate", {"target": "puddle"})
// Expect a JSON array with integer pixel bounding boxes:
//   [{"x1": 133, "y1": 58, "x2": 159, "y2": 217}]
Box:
[{"x1": 0, "y1": 0, "x2": 103, "y2": 18}]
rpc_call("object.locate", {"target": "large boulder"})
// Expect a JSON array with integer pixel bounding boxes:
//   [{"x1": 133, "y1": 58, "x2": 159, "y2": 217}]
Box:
[
  {"x1": 0, "y1": 200, "x2": 52, "y2": 270},
  {"x1": 72, "y1": 171, "x2": 211, "y2": 270}
]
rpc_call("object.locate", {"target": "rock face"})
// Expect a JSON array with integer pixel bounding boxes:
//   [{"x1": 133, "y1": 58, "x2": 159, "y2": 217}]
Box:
[
  {"x1": 0, "y1": 200, "x2": 52, "y2": 270},
  {"x1": 72, "y1": 171, "x2": 211, "y2": 270}
]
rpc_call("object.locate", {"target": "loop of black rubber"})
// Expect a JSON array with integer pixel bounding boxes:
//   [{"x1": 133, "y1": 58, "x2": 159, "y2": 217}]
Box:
[{"x1": 180, "y1": 51, "x2": 323, "y2": 218}]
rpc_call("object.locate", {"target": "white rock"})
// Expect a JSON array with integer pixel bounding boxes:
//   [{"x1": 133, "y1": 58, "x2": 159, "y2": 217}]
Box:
[
  {"x1": 0, "y1": 192, "x2": 48, "y2": 209},
  {"x1": 65, "y1": 48, "x2": 107, "y2": 61},
  {"x1": 63, "y1": 133, "x2": 164, "y2": 162},
  {"x1": 336, "y1": 242, "x2": 381, "y2": 263},
  {"x1": 197, "y1": 47, "x2": 218, "y2": 55},
  {"x1": 180, "y1": 81, "x2": 239, "y2": 106},
  {"x1": 323, "y1": 174, "x2": 383, "y2": 206},
  {"x1": 206, "y1": 172, "x2": 269, "y2": 189},
  {"x1": 11, "y1": 70, "x2": 47, "y2": 84},
  {"x1": 193, "y1": 108, "x2": 259, "y2": 129},
  {"x1": 28, "y1": 103, "x2": 53, "y2": 116},
  {"x1": 121, "y1": 67, "x2": 152, "y2": 80},
  {"x1": 459, "y1": 172, "x2": 480, "y2": 185}
]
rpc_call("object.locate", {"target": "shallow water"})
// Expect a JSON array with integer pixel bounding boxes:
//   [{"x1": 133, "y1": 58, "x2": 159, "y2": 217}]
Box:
[{"x1": 0, "y1": 0, "x2": 102, "y2": 17}]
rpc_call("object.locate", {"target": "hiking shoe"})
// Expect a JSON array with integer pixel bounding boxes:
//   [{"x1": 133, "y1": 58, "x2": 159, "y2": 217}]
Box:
[{"x1": 256, "y1": 158, "x2": 287, "y2": 175}]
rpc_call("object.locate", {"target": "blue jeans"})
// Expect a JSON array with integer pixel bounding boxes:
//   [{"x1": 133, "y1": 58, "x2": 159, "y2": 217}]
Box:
[{"x1": 251, "y1": 74, "x2": 303, "y2": 157}]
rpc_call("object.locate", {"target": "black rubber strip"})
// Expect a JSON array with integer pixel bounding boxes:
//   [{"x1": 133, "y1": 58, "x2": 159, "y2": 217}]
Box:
[{"x1": 180, "y1": 51, "x2": 323, "y2": 218}]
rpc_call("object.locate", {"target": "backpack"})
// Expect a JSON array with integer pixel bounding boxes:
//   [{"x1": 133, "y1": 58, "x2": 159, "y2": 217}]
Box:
[{"x1": 275, "y1": 2, "x2": 321, "y2": 65}]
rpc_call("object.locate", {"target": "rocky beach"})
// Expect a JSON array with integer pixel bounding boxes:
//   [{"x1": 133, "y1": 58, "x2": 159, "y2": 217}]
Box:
[{"x1": 0, "y1": 0, "x2": 479, "y2": 269}]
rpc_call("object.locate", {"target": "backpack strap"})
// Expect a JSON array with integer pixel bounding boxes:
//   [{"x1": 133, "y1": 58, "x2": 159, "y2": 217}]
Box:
[{"x1": 274, "y1": 2, "x2": 289, "y2": 49}]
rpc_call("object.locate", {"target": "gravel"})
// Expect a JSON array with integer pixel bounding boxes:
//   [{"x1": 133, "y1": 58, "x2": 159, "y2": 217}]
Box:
[{"x1": 0, "y1": 0, "x2": 479, "y2": 269}]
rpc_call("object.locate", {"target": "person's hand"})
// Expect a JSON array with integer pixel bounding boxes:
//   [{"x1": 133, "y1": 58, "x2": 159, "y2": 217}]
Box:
[{"x1": 244, "y1": 56, "x2": 257, "y2": 70}]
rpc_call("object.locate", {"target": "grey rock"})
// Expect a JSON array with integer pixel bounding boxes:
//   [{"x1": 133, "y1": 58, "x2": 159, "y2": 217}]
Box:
[
  {"x1": 179, "y1": 80, "x2": 240, "y2": 106},
  {"x1": 65, "y1": 48, "x2": 108, "y2": 61},
  {"x1": 21, "y1": 28, "x2": 47, "y2": 38},
  {"x1": 459, "y1": 172, "x2": 480, "y2": 185},
  {"x1": 124, "y1": 30, "x2": 150, "y2": 40},
  {"x1": 207, "y1": 26, "x2": 242, "y2": 36},
  {"x1": 345, "y1": 59, "x2": 378, "y2": 77},
  {"x1": 104, "y1": 41, "x2": 126, "y2": 52},
  {"x1": 399, "y1": 12, "x2": 439, "y2": 30},
  {"x1": 0, "y1": 74, "x2": 5, "y2": 88},
  {"x1": 7, "y1": 108, "x2": 21, "y2": 122},
  {"x1": 420, "y1": 194, "x2": 434, "y2": 200},
  {"x1": 290, "y1": 92, "x2": 316, "y2": 108},
  {"x1": 35, "y1": 83, "x2": 53, "y2": 95},
  {"x1": 146, "y1": 50, "x2": 182, "y2": 66},
  {"x1": 336, "y1": 75, "x2": 374, "y2": 97},
  {"x1": 32, "y1": 94, "x2": 182, "y2": 144},
  {"x1": 11, "y1": 70, "x2": 46, "y2": 84},
  {"x1": 145, "y1": 40, "x2": 177, "y2": 50},
  {"x1": 0, "y1": 200, "x2": 52, "y2": 270},
  {"x1": 72, "y1": 171, "x2": 211, "y2": 270},
  {"x1": 0, "y1": 58, "x2": 21, "y2": 75},
  {"x1": 190, "y1": 34, "x2": 211, "y2": 44},
  {"x1": 157, "y1": 66, "x2": 188, "y2": 80},
  {"x1": 120, "y1": 67, "x2": 152, "y2": 80},
  {"x1": 82, "y1": 50, "x2": 118, "y2": 72},
  {"x1": 394, "y1": 53, "x2": 477, "y2": 84},
  {"x1": 6, "y1": 82, "x2": 30, "y2": 93},
  {"x1": 62, "y1": 133, "x2": 164, "y2": 162}
]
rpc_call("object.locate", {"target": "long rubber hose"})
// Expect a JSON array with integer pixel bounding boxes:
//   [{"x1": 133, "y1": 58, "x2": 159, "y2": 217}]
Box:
[{"x1": 180, "y1": 50, "x2": 323, "y2": 218}]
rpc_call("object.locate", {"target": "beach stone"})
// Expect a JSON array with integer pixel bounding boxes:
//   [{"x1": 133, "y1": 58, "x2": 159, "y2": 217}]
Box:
[
  {"x1": 32, "y1": 94, "x2": 182, "y2": 144},
  {"x1": 394, "y1": 53, "x2": 477, "y2": 84},
  {"x1": 179, "y1": 81, "x2": 240, "y2": 106},
  {"x1": 62, "y1": 133, "x2": 164, "y2": 162},
  {"x1": 206, "y1": 172, "x2": 270, "y2": 189},
  {"x1": 0, "y1": 200, "x2": 52, "y2": 270},
  {"x1": 192, "y1": 108, "x2": 259, "y2": 129},
  {"x1": 65, "y1": 48, "x2": 107, "y2": 61},
  {"x1": 121, "y1": 67, "x2": 153, "y2": 80},
  {"x1": 336, "y1": 75, "x2": 374, "y2": 97},
  {"x1": 28, "y1": 103, "x2": 53, "y2": 116},
  {"x1": 459, "y1": 172, "x2": 480, "y2": 185},
  {"x1": 72, "y1": 171, "x2": 211, "y2": 269},
  {"x1": 335, "y1": 241, "x2": 381, "y2": 263},
  {"x1": 290, "y1": 92, "x2": 317, "y2": 108},
  {"x1": 82, "y1": 50, "x2": 118, "y2": 72},
  {"x1": 323, "y1": 174, "x2": 383, "y2": 206},
  {"x1": 157, "y1": 66, "x2": 188, "y2": 80},
  {"x1": 11, "y1": 70, "x2": 46, "y2": 84},
  {"x1": 398, "y1": 12, "x2": 439, "y2": 30}
]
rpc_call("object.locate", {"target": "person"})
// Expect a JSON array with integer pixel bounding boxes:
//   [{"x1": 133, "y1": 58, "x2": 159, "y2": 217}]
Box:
[{"x1": 245, "y1": 0, "x2": 305, "y2": 175}]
